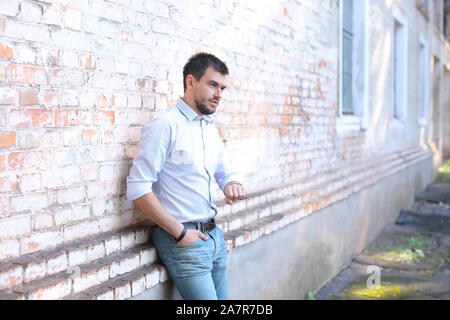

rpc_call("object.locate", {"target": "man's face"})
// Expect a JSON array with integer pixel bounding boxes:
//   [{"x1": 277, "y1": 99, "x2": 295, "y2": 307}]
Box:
[{"x1": 191, "y1": 67, "x2": 228, "y2": 115}]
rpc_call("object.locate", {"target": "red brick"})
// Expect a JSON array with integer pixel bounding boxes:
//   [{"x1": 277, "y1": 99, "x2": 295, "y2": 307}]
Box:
[
  {"x1": 0, "y1": 42, "x2": 13, "y2": 59},
  {"x1": 19, "y1": 87, "x2": 39, "y2": 106},
  {"x1": 7, "y1": 63, "x2": 47, "y2": 85},
  {"x1": 55, "y1": 109, "x2": 91, "y2": 127},
  {"x1": 0, "y1": 131, "x2": 15, "y2": 148},
  {"x1": 8, "y1": 150, "x2": 47, "y2": 170},
  {"x1": 94, "y1": 110, "x2": 115, "y2": 126},
  {"x1": 42, "y1": 88, "x2": 59, "y2": 106},
  {"x1": 54, "y1": 109, "x2": 70, "y2": 126},
  {"x1": 11, "y1": 109, "x2": 52, "y2": 127},
  {"x1": 83, "y1": 54, "x2": 96, "y2": 69},
  {"x1": 0, "y1": 174, "x2": 17, "y2": 192},
  {"x1": 82, "y1": 129, "x2": 98, "y2": 144},
  {"x1": 281, "y1": 115, "x2": 291, "y2": 125},
  {"x1": 0, "y1": 194, "x2": 8, "y2": 215}
]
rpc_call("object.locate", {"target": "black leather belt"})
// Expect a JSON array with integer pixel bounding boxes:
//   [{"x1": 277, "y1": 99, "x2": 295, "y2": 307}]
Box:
[{"x1": 183, "y1": 218, "x2": 216, "y2": 233}]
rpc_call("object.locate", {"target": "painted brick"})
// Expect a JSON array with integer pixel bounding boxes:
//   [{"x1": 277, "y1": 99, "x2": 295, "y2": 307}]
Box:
[
  {"x1": 72, "y1": 265, "x2": 109, "y2": 293},
  {"x1": 144, "y1": 266, "x2": 160, "y2": 289},
  {"x1": 32, "y1": 212, "x2": 53, "y2": 231},
  {"x1": 0, "y1": 0, "x2": 19, "y2": 17},
  {"x1": 120, "y1": 232, "x2": 135, "y2": 250},
  {"x1": 26, "y1": 277, "x2": 72, "y2": 300},
  {"x1": 23, "y1": 259, "x2": 47, "y2": 283},
  {"x1": 20, "y1": 231, "x2": 63, "y2": 255},
  {"x1": 0, "y1": 264, "x2": 22, "y2": 290},
  {"x1": 104, "y1": 236, "x2": 121, "y2": 255},
  {"x1": 0, "y1": 239, "x2": 20, "y2": 261},
  {"x1": 130, "y1": 274, "x2": 146, "y2": 297},
  {"x1": 63, "y1": 220, "x2": 99, "y2": 242},
  {"x1": 46, "y1": 253, "x2": 68, "y2": 275},
  {"x1": 109, "y1": 252, "x2": 140, "y2": 278},
  {"x1": 114, "y1": 281, "x2": 131, "y2": 300},
  {"x1": 67, "y1": 247, "x2": 87, "y2": 267},
  {"x1": 0, "y1": 215, "x2": 31, "y2": 239},
  {"x1": 87, "y1": 242, "x2": 105, "y2": 262},
  {"x1": 139, "y1": 247, "x2": 157, "y2": 266},
  {"x1": 10, "y1": 192, "x2": 48, "y2": 212},
  {"x1": 0, "y1": 86, "x2": 17, "y2": 105}
]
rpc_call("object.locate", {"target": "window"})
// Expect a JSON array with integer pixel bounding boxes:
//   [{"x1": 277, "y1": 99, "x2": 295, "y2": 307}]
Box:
[
  {"x1": 418, "y1": 37, "x2": 429, "y2": 126},
  {"x1": 341, "y1": 0, "x2": 354, "y2": 115},
  {"x1": 392, "y1": 7, "x2": 408, "y2": 122},
  {"x1": 338, "y1": 0, "x2": 369, "y2": 132}
]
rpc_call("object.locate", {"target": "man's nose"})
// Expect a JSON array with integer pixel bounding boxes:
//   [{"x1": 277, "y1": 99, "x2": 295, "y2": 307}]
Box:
[{"x1": 214, "y1": 87, "x2": 222, "y2": 100}]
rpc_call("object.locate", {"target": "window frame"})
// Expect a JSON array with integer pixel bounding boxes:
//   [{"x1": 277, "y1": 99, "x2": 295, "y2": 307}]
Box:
[
  {"x1": 391, "y1": 6, "x2": 408, "y2": 125},
  {"x1": 418, "y1": 35, "x2": 429, "y2": 126},
  {"x1": 337, "y1": 0, "x2": 370, "y2": 134}
]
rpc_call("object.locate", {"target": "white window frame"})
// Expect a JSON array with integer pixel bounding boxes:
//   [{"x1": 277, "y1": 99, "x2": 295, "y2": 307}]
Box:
[
  {"x1": 391, "y1": 6, "x2": 408, "y2": 125},
  {"x1": 337, "y1": 0, "x2": 370, "y2": 134},
  {"x1": 418, "y1": 35, "x2": 429, "y2": 126}
]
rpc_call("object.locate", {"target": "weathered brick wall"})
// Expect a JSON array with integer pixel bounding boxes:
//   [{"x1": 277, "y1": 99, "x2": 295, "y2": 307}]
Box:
[
  {"x1": 0, "y1": 0, "x2": 340, "y2": 262},
  {"x1": 0, "y1": 0, "x2": 446, "y2": 269}
]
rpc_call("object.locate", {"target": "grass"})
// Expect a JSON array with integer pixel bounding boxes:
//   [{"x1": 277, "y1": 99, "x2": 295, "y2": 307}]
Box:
[{"x1": 436, "y1": 159, "x2": 450, "y2": 182}]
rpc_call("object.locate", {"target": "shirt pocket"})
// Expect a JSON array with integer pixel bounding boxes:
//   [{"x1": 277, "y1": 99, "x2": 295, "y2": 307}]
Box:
[{"x1": 170, "y1": 135, "x2": 197, "y2": 166}]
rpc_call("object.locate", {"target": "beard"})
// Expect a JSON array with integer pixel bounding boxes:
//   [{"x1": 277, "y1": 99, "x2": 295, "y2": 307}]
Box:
[{"x1": 194, "y1": 98, "x2": 217, "y2": 115}]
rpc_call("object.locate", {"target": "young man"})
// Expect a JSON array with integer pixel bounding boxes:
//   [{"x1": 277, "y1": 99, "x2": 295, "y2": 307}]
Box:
[{"x1": 126, "y1": 53, "x2": 245, "y2": 300}]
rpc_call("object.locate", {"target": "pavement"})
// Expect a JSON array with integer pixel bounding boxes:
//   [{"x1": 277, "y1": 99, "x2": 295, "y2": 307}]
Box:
[{"x1": 314, "y1": 160, "x2": 450, "y2": 300}]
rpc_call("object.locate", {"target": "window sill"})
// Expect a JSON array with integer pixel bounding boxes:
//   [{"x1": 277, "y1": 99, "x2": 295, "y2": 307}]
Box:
[
  {"x1": 336, "y1": 114, "x2": 365, "y2": 135},
  {"x1": 418, "y1": 117, "x2": 428, "y2": 126},
  {"x1": 390, "y1": 117, "x2": 406, "y2": 130}
]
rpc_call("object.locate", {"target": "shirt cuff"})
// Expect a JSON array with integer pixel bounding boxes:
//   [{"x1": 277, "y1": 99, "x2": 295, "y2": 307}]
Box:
[
  {"x1": 218, "y1": 172, "x2": 244, "y2": 193},
  {"x1": 126, "y1": 181, "x2": 154, "y2": 201}
]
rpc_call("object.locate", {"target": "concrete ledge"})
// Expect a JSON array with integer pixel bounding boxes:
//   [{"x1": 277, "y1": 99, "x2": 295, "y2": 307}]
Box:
[{"x1": 132, "y1": 153, "x2": 433, "y2": 300}]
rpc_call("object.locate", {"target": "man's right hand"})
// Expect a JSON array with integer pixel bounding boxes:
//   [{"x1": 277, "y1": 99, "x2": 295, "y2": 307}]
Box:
[{"x1": 177, "y1": 229, "x2": 209, "y2": 246}]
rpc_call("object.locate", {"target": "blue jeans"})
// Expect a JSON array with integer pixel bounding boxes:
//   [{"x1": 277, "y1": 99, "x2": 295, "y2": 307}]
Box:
[{"x1": 152, "y1": 226, "x2": 228, "y2": 300}]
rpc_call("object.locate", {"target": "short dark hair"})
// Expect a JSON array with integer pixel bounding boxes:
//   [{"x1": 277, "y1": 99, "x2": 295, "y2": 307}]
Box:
[{"x1": 183, "y1": 52, "x2": 229, "y2": 92}]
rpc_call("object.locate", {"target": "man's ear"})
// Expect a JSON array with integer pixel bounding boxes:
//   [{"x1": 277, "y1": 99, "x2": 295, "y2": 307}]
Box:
[{"x1": 185, "y1": 74, "x2": 195, "y2": 90}]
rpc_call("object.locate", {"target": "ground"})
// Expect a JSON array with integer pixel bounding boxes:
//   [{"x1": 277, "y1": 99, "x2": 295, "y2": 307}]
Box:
[{"x1": 314, "y1": 159, "x2": 450, "y2": 300}]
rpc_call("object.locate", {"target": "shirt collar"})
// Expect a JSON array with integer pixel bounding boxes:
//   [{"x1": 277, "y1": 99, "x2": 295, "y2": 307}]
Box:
[{"x1": 176, "y1": 98, "x2": 214, "y2": 123}]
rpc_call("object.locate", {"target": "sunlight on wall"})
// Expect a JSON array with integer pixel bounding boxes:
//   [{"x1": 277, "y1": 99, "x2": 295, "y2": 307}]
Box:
[{"x1": 368, "y1": 29, "x2": 392, "y2": 148}]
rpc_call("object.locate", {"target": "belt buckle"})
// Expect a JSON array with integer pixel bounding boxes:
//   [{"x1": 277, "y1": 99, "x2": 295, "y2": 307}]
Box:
[{"x1": 200, "y1": 219, "x2": 215, "y2": 233}]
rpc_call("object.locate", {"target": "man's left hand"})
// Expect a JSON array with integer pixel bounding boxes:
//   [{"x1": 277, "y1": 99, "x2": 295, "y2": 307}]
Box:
[{"x1": 224, "y1": 182, "x2": 246, "y2": 205}]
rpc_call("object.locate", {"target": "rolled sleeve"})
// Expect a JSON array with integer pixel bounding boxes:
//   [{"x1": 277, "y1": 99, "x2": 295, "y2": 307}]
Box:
[{"x1": 126, "y1": 117, "x2": 171, "y2": 201}]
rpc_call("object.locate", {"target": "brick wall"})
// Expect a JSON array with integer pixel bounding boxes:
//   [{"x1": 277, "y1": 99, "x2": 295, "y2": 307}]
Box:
[
  {"x1": 0, "y1": 0, "x2": 447, "y2": 289},
  {"x1": 0, "y1": 0, "x2": 341, "y2": 262}
]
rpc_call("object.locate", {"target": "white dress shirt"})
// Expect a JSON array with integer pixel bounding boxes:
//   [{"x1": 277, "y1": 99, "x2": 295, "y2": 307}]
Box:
[{"x1": 127, "y1": 98, "x2": 241, "y2": 223}]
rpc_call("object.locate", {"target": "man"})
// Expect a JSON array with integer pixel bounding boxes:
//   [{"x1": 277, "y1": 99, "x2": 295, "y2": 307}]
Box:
[{"x1": 126, "y1": 52, "x2": 245, "y2": 300}]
